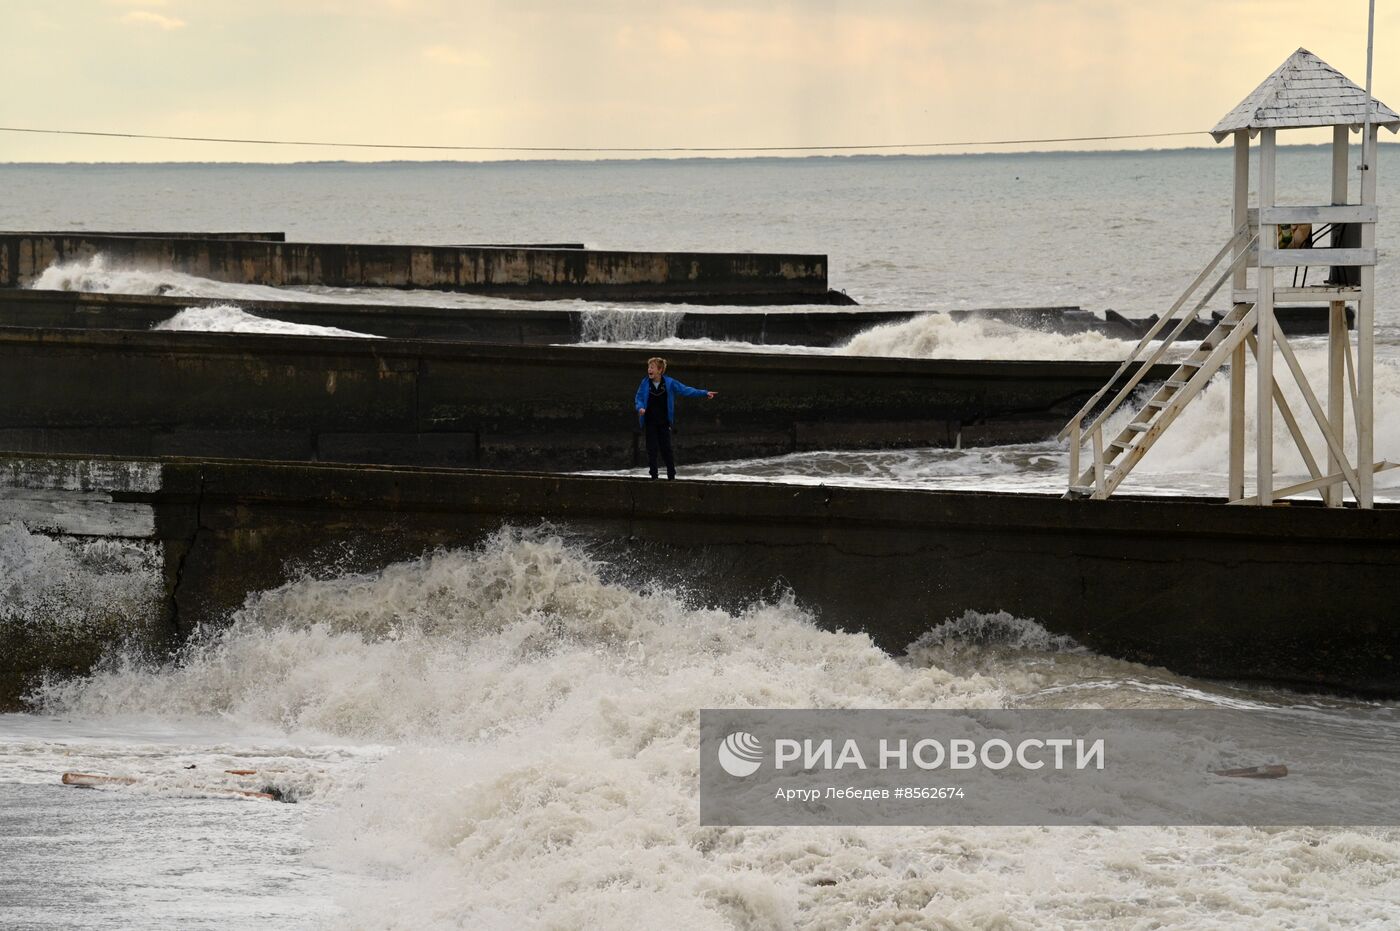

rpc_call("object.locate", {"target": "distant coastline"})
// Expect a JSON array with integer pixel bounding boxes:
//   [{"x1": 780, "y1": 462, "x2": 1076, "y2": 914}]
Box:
[{"x1": 5, "y1": 140, "x2": 1394, "y2": 169}]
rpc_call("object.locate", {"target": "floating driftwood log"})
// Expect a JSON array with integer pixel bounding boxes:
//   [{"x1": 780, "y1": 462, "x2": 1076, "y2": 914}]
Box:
[{"x1": 60, "y1": 771, "x2": 287, "y2": 801}]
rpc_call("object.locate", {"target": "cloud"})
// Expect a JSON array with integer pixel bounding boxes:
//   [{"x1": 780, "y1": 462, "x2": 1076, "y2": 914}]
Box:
[{"x1": 120, "y1": 10, "x2": 186, "y2": 30}]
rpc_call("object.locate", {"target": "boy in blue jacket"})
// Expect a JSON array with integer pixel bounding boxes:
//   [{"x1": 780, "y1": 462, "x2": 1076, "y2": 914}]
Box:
[{"x1": 635, "y1": 356, "x2": 717, "y2": 480}]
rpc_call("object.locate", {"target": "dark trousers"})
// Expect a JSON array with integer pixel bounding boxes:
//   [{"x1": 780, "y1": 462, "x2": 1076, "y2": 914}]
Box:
[{"x1": 645, "y1": 420, "x2": 675, "y2": 479}]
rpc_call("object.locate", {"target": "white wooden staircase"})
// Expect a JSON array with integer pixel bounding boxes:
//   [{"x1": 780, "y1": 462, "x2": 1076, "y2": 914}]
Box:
[
  {"x1": 1061, "y1": 227, "x2": 1258, "y2": 500},
  {"x1": 1065, "y1": 301, "x2": 1256, "y2": 498}
]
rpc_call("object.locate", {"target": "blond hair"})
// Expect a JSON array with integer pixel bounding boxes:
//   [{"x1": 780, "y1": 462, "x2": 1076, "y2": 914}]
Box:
[{"x1": 647, "y1": 356, "x2": 667, "y2": 372}]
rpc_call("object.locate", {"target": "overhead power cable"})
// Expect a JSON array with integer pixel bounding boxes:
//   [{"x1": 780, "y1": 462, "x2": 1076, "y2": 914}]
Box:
[{"x1": 0, "y1": 125, "x2": 1206, "y2": 154}]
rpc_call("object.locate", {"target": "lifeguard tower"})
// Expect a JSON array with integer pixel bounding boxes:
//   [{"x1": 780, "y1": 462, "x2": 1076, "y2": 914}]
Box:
[{"x1": 1062, "y1": 48, "x2": 1397, "y2": 507}]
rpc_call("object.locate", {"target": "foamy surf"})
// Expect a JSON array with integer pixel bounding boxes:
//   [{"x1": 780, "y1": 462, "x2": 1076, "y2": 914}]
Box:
[
  {"x1": 841, "y1": 312, "x2": 1146, "y2": 361},
  {"x1": 0, "y1": 520, "x2": 164, "y2": 640},
  {"x1": 29, "y1": 254, "x2": 347, "y2": 304},
  {"x1": 16, "y1": 528, "x2": 1399, "y2": 928},
  {"x1": 32, "y1": 256, "x2": 1190, "y2": 362},
  {"x1": 154, "y1": 304, "x2": 381, "y2": 339},
  {"x1": 578, "y1": 306, "x2": 685, "y2": 343},
  {"x1": 578, "y1": 312, "x2": 1162, "y2": 361},
  {"x1": 1119, "y1": 351, "x2": 1400, "y2": 485}
]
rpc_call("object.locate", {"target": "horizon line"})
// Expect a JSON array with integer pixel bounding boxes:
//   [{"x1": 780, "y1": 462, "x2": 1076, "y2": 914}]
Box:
[{"x1": 2, "y1": 138, "x2": 1393, "y2": 168}]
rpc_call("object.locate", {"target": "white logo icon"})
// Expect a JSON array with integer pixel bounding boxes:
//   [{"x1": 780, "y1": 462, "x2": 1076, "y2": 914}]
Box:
[{"x1": 717, "y1": 731, "x2": 764, "y2": 777}]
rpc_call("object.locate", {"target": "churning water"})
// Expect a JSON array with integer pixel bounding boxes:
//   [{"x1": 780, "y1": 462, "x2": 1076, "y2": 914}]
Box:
[
  {"x1": 7, "y1": 530, "x2": 1400, "y2": 929},
  {"x1": 4, "y1": 151, "x2": 1400, "y2": 928}
]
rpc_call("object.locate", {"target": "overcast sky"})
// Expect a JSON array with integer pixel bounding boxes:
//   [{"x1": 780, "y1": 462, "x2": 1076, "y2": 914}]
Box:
[{"x1": 5, "y1": 0, "x2": 1397, "y2": 161}]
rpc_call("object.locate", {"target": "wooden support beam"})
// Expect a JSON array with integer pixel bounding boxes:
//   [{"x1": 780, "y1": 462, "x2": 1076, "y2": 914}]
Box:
[
  {"x1": 1344, "y1": 328, "x2": 1360, "y2": 415},
  {"x1": 1233, "y1": 128, "x2": 1254, "y2": 494},
  {"x1": 1246, "y1": 334, "x2": 1326, "y2": 501},
  {"x1": 1233, "y1": 132, "x2": 1250, "y2": 296},
  {"x1": 1332, "y1": 125, "x2": 1351, "y2": 210},
  {"x1": 1092, "y1": 426, "x2": 1105, "y2": 497},
  {"x1": 1228, "y1": 461, "x2": 1398, "y2": 505},
  {"x1": 1328, "y1": 125, "x2": 1350, "y2": 509},
  {"x1": 1227, "y1": 132, "x2": 1254, "y2": 507},
  {"x1": 1229, "y1": 338, "x2": 1245, "y2": 501},
  {"x1": 1231, "y1": 286, "x2": 1361, "y2": 303},
  {"x1": 1068, "y1": 420, "x2": 1080, "y2": 493},
  {"x1": 1258, "y1": 248, "x2": 1376, "y2": 268},
  {"x1": 1358, "y1": 124, "x2": 1378, "y2": 509},
  {"x1": 1259, "y1": 205, "x2": 1376, "y2": 224},
  {"x1": 1257, "y1": 129, "x2": 1276, "y2": 506},
  {"x1": 1328, "y1": 302, "x2": 1348, "y2": 507},
  {"x1": 1273, "y1": 326, "x2": 1362, "y2": 497}
]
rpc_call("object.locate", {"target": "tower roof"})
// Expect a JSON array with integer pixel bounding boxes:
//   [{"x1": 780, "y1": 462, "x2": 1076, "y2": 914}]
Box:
[{"x1": 1211, "y1": 48, "x2": 1399, "y2": 141}]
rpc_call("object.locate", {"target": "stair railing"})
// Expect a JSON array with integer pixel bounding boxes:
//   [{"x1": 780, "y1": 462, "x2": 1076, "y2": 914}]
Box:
[{"x1": 1061, "y1": 226, "x2": 1259, "y2": 491}]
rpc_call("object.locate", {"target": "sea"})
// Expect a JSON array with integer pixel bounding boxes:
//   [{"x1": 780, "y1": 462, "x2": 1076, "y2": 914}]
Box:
[{"x1": 2, "y1": 149, "x2": 1399, "y2": 929}]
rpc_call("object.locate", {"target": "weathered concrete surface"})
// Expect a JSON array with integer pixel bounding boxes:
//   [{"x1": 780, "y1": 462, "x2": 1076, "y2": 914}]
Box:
[
  {"x1": 1102, "y1": 306, "x2": 1354, "y2": 340},
  {"x1": 36, "y1": 289, "x2": 1342, "y2": 351},
  {"x1": 15, "y1": 289, "x2": 1346, "y2": 348},
  {"x1": 3, "y1": 452, "x2": 1398, "y2": 707},
  {"x1": 7, "y1": 231, "x2": 286, "y2": 241},
  {"x1": 0, "y1": 326, "x2": 1173, "y2": 469},
  {"x1": 0, "y1": 233, "x2": 837, "y2": 304},
  {"x1": 2, "y1": 289, "x2": 584, "y2": 344},
  {"x1": 18, "y1": 287, "x2": 1342, "y2": 344},
  {"x1": 2, "y1": 288, "x2": 927, "y2": 346},
  {"x1": 451, "y1": 242, "x2": 586, "y2": 249}
]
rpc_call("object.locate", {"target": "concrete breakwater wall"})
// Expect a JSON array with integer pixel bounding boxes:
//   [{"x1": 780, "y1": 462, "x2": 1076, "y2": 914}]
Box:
[
  {"x1": 3, "y1": 288, "x2": 928, "y2": 346},
  {"x1": 25, "y1": 289, "x2": 1348, "y2": 347},
  {"x1": 4, "y1": 452, "x2": 1398, "y2": 708},
  {"x1": 0, "y1": 233, "x2": 842, "y2": 304},
  {"x1": 0, "y1": 326, "x2": 1171, "y2": 469},
  {"x1": 12, "y1": 230, "x2": 287, "y2": 241},
  {"x1": 9, "y1": 289, "x2": 1347, "y2": 348}
]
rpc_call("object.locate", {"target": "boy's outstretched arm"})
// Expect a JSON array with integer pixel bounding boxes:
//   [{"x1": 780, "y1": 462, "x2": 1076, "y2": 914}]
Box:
[{"x1": 670, "y1": 379, "x2": 718, "y2": 399}]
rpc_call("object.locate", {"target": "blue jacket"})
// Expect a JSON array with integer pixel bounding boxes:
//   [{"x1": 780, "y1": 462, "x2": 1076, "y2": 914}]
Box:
[{"x1": 635, "y1": 375, "x2": 709, "y2": 428}]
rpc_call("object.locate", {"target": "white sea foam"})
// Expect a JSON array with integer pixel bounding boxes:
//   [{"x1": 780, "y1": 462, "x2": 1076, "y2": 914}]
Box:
[
  {"x1": 27, "y1": 256, "x2": 1178, "y2": 362},
  {"x1": 153, "y1": 304, "x2": 381, "y2": 339},
  {"x1": 841, "y1": 313, "x2": 1145, "y2": 361},
  {"x1": 0, "y1": 521, "x2": 163, "y2": 641},
  {"x1": 578, "y1": 307, "x2": 685, "y2": 343},
  {"x1": 36, "y1": 529, "x2": 996, "y2": 735},
  {"x1": 29, "y1": 254, "x2": 347, "y2": 303},
  {"x1": 1119, "y1": 350, "x2": 1400, "y2": 495},
  {"x1": 909, "y1": 609, "x2": 1086, "y2": 656},
  {"x1": 30, "y1": 529, "x2": 1400, "y2": 928},
  {"x1": 575, "y1": 313, "x2": 1168, "y2": 360}
]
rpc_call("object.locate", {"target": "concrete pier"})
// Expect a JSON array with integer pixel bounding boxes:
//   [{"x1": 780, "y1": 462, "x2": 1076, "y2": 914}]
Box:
[
  {"x1": 12, "y1": 230, "x2": 287, "y2": 241},
  {"x1": 4, "y1": 452, "x2": 1397, "y2": 708},
  {"x1": 0, "y1": 288, "x2": 924, "y2": 346},
  {"x1": 0, "y1": 233, "x2": 843, "y2": 304},
  {"x1": 0, "y1": 325, "x2": 1173, "y2": 469}
]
